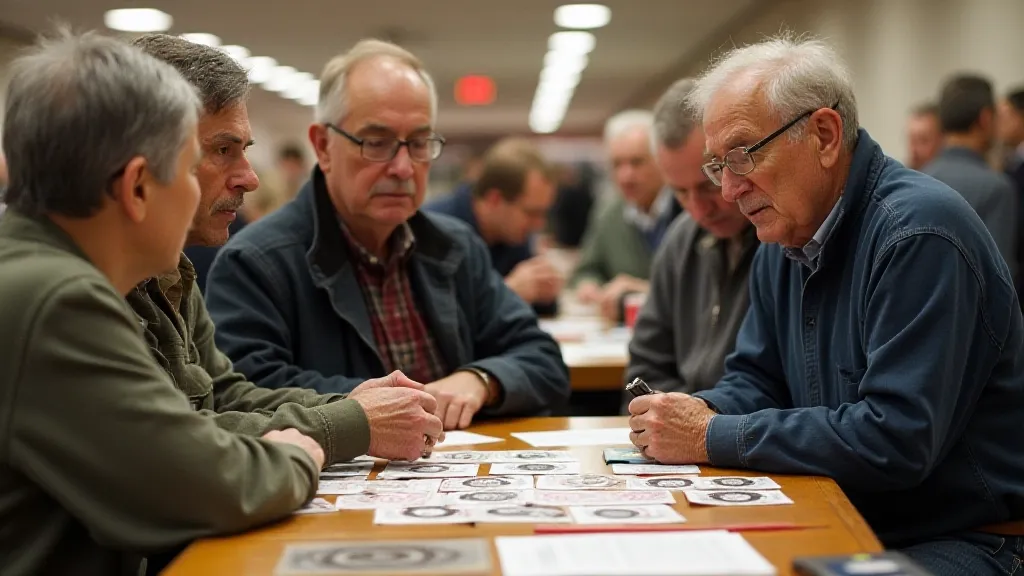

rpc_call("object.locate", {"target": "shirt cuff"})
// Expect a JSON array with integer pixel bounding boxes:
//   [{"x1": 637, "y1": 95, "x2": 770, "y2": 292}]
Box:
[
  {"x1": 704, "y1": 413, "x2": 746, "y2": 468},
  {"x1": 313, "y1": 398, "x2": 370, "y2": 464}
]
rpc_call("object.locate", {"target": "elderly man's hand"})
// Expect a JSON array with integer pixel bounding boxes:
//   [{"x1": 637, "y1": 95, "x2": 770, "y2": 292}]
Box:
[
  {"x1": 627, "y1": 392, "x2": 715, "y2": 464},
  {"x1": 349, "y1": 372, "x2": 444, "y2": 461},
  {"x1": 598, "y1": 274, "x2": 649, "y2": 321},
  {"x1": 425, "y1": 372, "x2": 490, "y2": 430}
]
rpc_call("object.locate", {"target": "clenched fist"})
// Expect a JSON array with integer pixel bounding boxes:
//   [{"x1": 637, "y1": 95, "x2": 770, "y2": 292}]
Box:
[
  {"x1": 349, "y1": 372, "x2": 445, "y2": 461},
  {"x1": 627, "y1": 392, "x2": 715, "y2": 464}
]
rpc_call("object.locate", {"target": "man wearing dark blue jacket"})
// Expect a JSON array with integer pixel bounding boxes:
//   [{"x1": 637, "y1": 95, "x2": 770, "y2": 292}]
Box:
[
  {"x1": 205, "y1": 39, "x2": 569, "y2": 432},
  {"x1": 627, "y1": 36, "x2": 1024, "y2": 575}
]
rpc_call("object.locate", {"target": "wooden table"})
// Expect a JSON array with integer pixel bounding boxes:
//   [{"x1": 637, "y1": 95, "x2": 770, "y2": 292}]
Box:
[
  {"x1": 164, "y1": 417, "x2": 882, "y2": 576},
  {"x1": 539, "y1": 317, "x2": 629, "y2": 392}
]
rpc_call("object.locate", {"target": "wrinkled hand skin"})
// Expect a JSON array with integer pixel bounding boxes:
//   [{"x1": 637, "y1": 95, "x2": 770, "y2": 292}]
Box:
[
  {"x1": 627, "y1": 392, "x2": 715, "y2": 464},
  {"x1": 349, "y1": 371, "x2": 445, "y2": 461}
]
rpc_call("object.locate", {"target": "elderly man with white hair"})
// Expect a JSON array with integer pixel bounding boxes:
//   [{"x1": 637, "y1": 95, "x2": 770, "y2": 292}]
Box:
[
  {"x1": 206, "y1": 39, "x2": 569, "y2": 432},
  {"x1": 571, "y1": 110, "x2": 681, "y2": 321},
  {"x1": 627, "y1": 35, "x2": 1024, "y2": 574}
]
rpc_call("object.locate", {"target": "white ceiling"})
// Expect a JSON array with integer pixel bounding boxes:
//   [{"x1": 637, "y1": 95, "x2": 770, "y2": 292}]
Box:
[{"x1": 0, "y1": 0, "x2": 759, "y2": 148}]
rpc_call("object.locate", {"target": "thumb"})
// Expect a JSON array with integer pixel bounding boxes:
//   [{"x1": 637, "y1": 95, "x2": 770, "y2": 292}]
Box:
[{"x1": 392, "y1": 371, "x2": 426, "y2": 391}]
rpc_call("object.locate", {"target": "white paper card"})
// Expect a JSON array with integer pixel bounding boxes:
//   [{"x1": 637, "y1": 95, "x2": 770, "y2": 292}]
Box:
[
  {"x1": 434, "y1": 430, "x2": 504, "y2": 448},
  {"x1": 420, "y1": 450, "x2": 577, "y2": 464},
  {"x1": 276, "y1": 538, "x2": 492, "y2": 575},
  {"x1": 495, "y1": 531, "x2": 777, "y2": 576},
  {"x1": 568, "y1": 504, "x2": 685, "y2": 525},
  {"x1": 532, "y1": 489, "x2": 675, "y2": 506},
  {"x1": 317, "y1": 480, "x2": 368, "y2": 495},
  {"x1": 376, "y1": 462, "x2": 480, "y2": 480},
  {"x1": 440, "y1": 476, "x2": 534, "y2": 492},
  {"x1": 691, "y1": 477, "x2": 781, "y2": 490},
  {"x1": 293, "y1": 497, "x2": 339, "y2": 515},
  {"x1": 489, "y1": 462, "x2": 582, "y2": 475},
  {"x1": 334, "y1": 492, "x2": 442, "y2": 510},
  {"x1": 683, "y1": 490, "x2": 793, "y2": 507},
  {"x1": 373, "y1": 505, "x2": 475, "y2": 525},
  {"x1": 470, "y1": 504, "x2": 572, "y2": 523},
  {"x1": 511, "y1": 428, "x2": 631, "y2": 447},
  {"x1": 535, "y1": 474, "x2": 629, "y2": 490},
  {"x1": 443, "y1": 489, "x2": 536, "y2": 507},
  {"x1": 611, "y1": 463, "x2": 700, "y2": 475},
  {"x1": 337, "y1": 479, "x2": 442, "y2": 494},
  {"x1": 625, "y1": 476, "x2": 700, "y2": 491},
  {"x1": 319, "y1": 462, "x2": 374, "y2": 477}
]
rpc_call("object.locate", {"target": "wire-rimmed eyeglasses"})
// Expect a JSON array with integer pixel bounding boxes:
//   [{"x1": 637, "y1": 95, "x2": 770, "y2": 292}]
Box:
[
  {"x1": 325, "y1": 123, "x2": 445, "y2": 163},
  {"x1": 701, "y1": 101, "x2": 840, "y2": 186}
]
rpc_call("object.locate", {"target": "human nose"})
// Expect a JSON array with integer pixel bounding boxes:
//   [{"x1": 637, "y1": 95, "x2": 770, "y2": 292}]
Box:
[
  {"x1": 387, "y1": 145, "x2": 415, "y2": 180},
  {"x1": 719, "y1": 169, "x2": 749, "y2": 204},
  {"x1": 230, "y1": 156, "x2": 259, "y2": 193}
]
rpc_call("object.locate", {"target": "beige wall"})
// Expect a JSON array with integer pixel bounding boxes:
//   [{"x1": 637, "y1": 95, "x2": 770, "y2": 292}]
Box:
[{"x1": 662, "y1": 0, "x2": 1024, "y2": 163}]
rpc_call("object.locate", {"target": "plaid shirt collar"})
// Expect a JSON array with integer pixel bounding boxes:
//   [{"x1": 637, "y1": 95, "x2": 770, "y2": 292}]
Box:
[{"x1": 338, "y1": 218, "x2": 416, "y2": 271}]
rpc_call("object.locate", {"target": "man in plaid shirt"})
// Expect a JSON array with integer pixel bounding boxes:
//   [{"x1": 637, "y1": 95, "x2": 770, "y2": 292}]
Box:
[{"x1": 206, "y1": 39, "x2": 570, "y2": 430}]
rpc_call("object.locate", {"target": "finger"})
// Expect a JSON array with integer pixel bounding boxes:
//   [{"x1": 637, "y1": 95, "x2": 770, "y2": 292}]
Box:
[
  {"x1": 422, "y1": 413, "x2": 444, "y2": 441},
  {"x1": 627, "y1": 395, "x2": 652, "y2": 415},
  {"x1": 393, "y1": 372, "x2": 425, "y2": 391},
  {"x1": 443, "y1": 400, "x2": 462, "y2": 431},
  {"x1": 457, "y1": 402, "x2": 476, "y2": 430},
  {"x1": 416, "y1": 390, "x2": 439, "y2": 414},
  {"x1": 629, "y1": 430, "x2": 643, "y2": 447},
  {"x1": 432, "y1": 393, "x2": 448, "y2": 422}
]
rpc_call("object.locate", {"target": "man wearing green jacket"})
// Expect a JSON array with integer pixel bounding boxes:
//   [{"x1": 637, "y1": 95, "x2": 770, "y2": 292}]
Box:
[
  {"x1": 0, "y1": 30, "x2": 324, "y2": 576},
  {"x1": 129, "y1": 34, "x2": 445, "y2": 466}
]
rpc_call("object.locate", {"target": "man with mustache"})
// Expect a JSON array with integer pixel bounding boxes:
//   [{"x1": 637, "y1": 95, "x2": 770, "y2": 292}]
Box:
[
  {"x1": 127, "y1": 35, "x2": 445, "y2": 469},
  {"x1": 205, "y1": 39, "x2": 569, "y2": 431}
]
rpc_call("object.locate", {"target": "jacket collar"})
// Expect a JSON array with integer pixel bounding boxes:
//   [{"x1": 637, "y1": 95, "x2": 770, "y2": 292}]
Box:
[{"x1": 0, "y1": 208, "x2": 92, "y2": 262}]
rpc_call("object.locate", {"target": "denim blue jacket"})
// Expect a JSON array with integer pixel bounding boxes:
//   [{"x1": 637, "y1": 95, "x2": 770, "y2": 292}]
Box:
[
  {"x1": 695, "y1": 129, "x2": 1024, "y2": 546},
  {"x1": 204, "y1": 168, "x2": 570, "y2": 418}
]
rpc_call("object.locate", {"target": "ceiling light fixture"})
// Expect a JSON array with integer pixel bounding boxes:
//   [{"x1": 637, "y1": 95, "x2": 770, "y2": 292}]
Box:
[
  {"x1": 263, "y1": 66, "x2": 298, "y2": 92},
  {"x1": 554, "y1": 4, "x2": 611, "y2": 29},
  {"x1": 548, "y1": 31, "x2": 596, "y2": 54},
  {"x1": 245, "y1": 56, "x2": 278, "y2": 84},
  {"x1": 180, "y1": 33, "x2": 220, "y2": 47},
  {"x1": 104, "y1": 8, "x2": 173, "y2": 32}
]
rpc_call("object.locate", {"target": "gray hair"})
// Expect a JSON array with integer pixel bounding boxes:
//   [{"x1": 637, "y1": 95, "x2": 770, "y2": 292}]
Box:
[
  {"x1": 2, "y1": 28, "x2": 200, "y2": 218},
  {"x1": 687, "y1": 33, "x2": 860, "y2": 150},
  {"x1": 132, "y1": 33, "x2": 250, "y2": 114},
  {"x1": 603, "y1": 109, "x2": 654, "y2": 146},
  {"x1": 652, "y1": 78, "x2": 699, "y2": 150},
  {"x1": 315, "y1": 39, "x2": 437, "y2": 125}
]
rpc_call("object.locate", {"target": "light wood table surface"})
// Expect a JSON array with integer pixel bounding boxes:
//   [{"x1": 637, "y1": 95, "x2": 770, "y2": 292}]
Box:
[{"x1": 163, "y1": 416, "x2": 882, "y2": 576}]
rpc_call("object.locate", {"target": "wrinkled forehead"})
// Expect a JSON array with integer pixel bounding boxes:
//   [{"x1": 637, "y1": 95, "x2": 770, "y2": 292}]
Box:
[{"x1": 702, "y1": 78, "x2": 772, "y2": 158}]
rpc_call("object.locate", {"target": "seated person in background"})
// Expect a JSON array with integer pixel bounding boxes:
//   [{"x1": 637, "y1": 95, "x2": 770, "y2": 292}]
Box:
[
  {"x1": 0, "y1": 30, "x2": 324, "y2": 576},
  {"x1": 905, "y1": 102, "x2": 942, "y2": 170},
  {"x1": 923, "y1": 74, "x2": 1017, "y2": 277},
  {"x1": 425, "y1": 137, "x2": 562, "y2": 315},
  {"x1": 571, "y1": 110, "x2": 682, "y2": 322},
  {"x1": 205, "y1": 39, "x2": 569, "y2": 431},
  {"x1": 997, "y1": 87, "x2": 1024, "y2": 304},
  {"x1": 132, "y1": 34, "x2": 442, "y2": 464},
  {"x1": 624, "y1": 78, "x2": 757, "y2": 411},
  {"x1": 628, "y1": 35, "x2": 1024, "y2": 576}
]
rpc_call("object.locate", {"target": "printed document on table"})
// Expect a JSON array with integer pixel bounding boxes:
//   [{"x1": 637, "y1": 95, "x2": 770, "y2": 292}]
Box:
[
  {"x1": 434, "y1": 430, "x2": 505, "y2": 448},
  {"x1": 511, "y1": 428, "x2": 632, "y2": 447},
  {"x1": 495, "y1": 530, "x2": 776, "y2": 576}
]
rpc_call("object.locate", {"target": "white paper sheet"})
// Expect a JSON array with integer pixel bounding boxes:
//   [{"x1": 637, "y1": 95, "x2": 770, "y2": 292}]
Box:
[
  {"x1": 434, "y1": 430, "x2": 505, "y2": 448},
  {"x1": 511, "y1": 428, "x2": 632, "y2": 447},
  {"x1": 495, "y1": 531, "x2": 777, "y2": 576}
]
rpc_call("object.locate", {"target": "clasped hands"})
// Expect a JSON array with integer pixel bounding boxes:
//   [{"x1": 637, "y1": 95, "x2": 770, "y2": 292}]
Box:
[{"x1": 627, "y1": 391, "x2": 716, "y2": 464}]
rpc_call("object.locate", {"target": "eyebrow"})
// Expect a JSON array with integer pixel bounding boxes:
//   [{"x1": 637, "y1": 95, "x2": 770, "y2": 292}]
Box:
[
  {"x1": 357, "y1": 123, "x2": 434, "y2": 136},
  {"x1": 207, "y1": 132, "x2": 255, "y2": 148}
]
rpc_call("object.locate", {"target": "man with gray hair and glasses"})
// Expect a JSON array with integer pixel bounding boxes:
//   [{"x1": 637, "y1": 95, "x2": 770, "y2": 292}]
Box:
[
  {"x1": 0, "y1": 30, "x2": 325, "y2": 576},
  {"x1": 206, "y1": 39, "x2": 568, "y2": 431},
  {"x1": 130, "y1": 34, "x2": 445, "y2": 468},
  {"x1": 626, "y1": 34, "x2": 1024, "y2": 574},
  {"x1": 624, "y1": 78, "x2": 756, "y2": 411}
]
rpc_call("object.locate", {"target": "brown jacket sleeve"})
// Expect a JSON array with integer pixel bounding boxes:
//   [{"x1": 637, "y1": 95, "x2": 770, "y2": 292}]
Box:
[
  {"x1": 9, "y1": 276, "x2": 318, "y2": 551},
  {"x1": 189, "y1": 288, "x2": 371, "y2": 463}
]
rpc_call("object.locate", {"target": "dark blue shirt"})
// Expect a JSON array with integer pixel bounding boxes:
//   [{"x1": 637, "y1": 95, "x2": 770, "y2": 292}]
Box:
[{"x1": 184, "y1": 216, "x2": 247, "y2": 293}]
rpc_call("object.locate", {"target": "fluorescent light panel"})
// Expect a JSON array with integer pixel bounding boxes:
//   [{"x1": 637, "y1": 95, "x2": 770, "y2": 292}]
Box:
[
  {"x1": 554, "y1": 4, "x2": 611, "y2": 29},
  {"x1": 104, "y1": 8, "x2": 173, "y2": 32},
  {"x1": 180, "y1": 32, "x2": 220, "y2": 47}
]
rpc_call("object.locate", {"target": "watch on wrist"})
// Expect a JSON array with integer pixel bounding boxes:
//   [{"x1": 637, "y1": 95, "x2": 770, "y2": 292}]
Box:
[{"x1": 462, "y1": 367, "x2": 497, "y2": 406}]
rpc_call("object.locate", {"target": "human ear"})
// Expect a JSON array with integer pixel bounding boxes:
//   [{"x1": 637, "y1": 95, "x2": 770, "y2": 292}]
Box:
[
  {"x1": 111, "y1": 156, "x2": 151, "y2": 223},
  {"x1": 811, "y1": 108, "x2": 844, "y2": 169}
]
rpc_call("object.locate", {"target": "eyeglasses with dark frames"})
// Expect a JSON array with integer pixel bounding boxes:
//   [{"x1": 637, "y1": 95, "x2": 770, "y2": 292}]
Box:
[
  {"x1": 325, "y1": 123, "x2": 445, "y2": 163},
  {"x1": 701, "y1": 100, "x2": 840, "y2": 186}
]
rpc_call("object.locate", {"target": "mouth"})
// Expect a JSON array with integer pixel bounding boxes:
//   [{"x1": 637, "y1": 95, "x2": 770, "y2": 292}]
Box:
[{"x1": 743, "y1": 206, "x2": 769, "y2": 218}]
